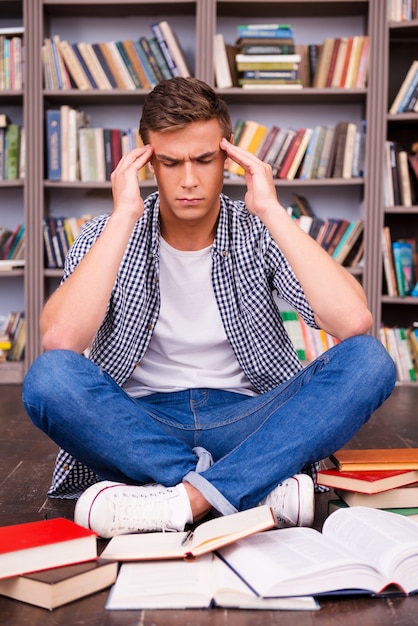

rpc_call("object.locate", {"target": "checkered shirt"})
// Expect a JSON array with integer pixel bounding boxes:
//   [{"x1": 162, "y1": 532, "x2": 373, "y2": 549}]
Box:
[{"x1": 48, "y1": 192, "x2": 323, "y2": 499}]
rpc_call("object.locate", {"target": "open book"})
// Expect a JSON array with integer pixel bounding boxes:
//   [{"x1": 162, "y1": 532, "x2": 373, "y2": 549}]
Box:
[
  {"x1": 217, "y1": 506, "x2": 418, "y2": 597},
  {"x1": 101, "y1": 505, "x2": 276, "y2": 561},
  {"x1": 105, "y1": 553, "x2": 318, "y2": 611}
]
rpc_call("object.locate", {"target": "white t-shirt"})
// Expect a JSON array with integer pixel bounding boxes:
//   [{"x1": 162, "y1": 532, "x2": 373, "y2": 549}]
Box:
[{"x1": 123, "y1": 237, "x2": 257, "y2": 397}]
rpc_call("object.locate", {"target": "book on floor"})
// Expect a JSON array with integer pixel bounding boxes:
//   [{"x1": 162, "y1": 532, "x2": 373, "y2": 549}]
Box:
[
  {"x1": 0, "y1": 518, "x2": 98, "y2": 580},
  {"x1": 328, "y1": 498, "x2": 418, "y2": 520},
  {"x1": 105, "y1": 553, "x2": 318, "y2": 611},
  {"x1": 101, "y1": 505, "x2": 276, "y2": 561},
  {"x1": 216, "y1": 506, "x2": 418, "y2": 598},
  {"x1": 0, "y1": 558, "x2": 117, "y2": 610},
  {"x1": 316, "y1": 467, "x2": 418, "y2": 494},
  {"x1": 329, "y1": 448, "x2": 418, "y2": 471},
  {"x1": 335, "y1": 482, "x2": 418, "y2": 508}
]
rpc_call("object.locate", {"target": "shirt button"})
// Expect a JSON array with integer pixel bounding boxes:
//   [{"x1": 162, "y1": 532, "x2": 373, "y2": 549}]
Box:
[
  {"x1": 63, "y1": 464, "x2": 70, "y2": 471},
  {"x1": 148, "y1": 323, "x2": 153, "y2": 330},
  {"x1": 222, "y1": 250, "x2": 227, "y2": 256}
]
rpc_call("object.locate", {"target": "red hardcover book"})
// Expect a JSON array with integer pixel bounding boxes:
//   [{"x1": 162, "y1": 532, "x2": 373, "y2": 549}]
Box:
[
  {"x1": 0, "y1": 518, "x2": 97, "y2": 580},
  {"x1": 277, "y1": 129, "x2": 306, "y2": 179},
  {"x1": 317, "y1": 467, "x2": 418, "y2": 494}
]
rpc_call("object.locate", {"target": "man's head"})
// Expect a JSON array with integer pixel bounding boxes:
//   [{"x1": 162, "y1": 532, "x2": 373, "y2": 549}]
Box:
[{"x1": 139, "y1": 77, "x2": 232, "y2": 144}]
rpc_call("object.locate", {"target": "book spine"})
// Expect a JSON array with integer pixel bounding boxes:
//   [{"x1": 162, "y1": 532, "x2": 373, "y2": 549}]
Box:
[
  {"x1": 46, "y1": 110, "x2": 61, "y2": 181},
  {"x1": 150, "y1": 23, "x2": 179, "y2": 77}
]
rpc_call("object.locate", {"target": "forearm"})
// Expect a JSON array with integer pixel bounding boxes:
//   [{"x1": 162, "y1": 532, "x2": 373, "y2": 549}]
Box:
[
  {"x1": 41, "y1": 212, "x2": 137, "y2": 352},
  {"x1": 262, "y1": 206, "x2": 372, "y2": 339}
]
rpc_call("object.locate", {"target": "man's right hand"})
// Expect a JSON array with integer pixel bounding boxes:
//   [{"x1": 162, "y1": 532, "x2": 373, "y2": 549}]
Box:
[{"x1": 110, "y1": 145, "x2": 154, "y2": 220}]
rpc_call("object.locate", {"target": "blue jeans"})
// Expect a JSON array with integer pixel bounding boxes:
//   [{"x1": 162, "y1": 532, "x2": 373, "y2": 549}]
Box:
[{"x1": 22, "y1": 335, "x2": 396, "y2": 515}]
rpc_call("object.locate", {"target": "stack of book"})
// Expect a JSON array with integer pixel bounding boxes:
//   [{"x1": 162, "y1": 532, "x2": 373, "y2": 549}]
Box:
[
  {"x1": 280, "y1": 308, "x2": 341, "y2": 364},
  {"x1": 0, "y1": 517, "x2": 117, "y2": 610},
  {"x1": 234, "y1": 23, "x2": 302, "y2": 90},
  {"x1": 389, "y1": 0, "x2": 418, "y2": 22},
  {"x1": 318, "y1": 448, "x2": 418, "y2": 520},
  {"x1": 42, "y1": 21, "x2": 190, "y2": 91}
]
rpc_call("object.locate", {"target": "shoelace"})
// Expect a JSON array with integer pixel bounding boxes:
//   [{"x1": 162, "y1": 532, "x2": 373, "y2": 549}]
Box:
[{"x1": 106, "y1": 487, "x2": 176, "y2": 533}]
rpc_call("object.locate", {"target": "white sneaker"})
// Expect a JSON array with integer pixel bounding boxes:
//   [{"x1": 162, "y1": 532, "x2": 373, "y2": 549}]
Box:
[
  {"x1": 259, "y1": 474, "x2": 314, "y2": 528},
  {"x1": 74, "y1": 481, "x2": 193, "y2": 538}
]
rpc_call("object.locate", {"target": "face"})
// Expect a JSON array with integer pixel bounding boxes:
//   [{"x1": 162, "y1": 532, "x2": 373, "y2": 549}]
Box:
[{"x1": 148, "y1": 119, "x2": 227, "y2": 235}]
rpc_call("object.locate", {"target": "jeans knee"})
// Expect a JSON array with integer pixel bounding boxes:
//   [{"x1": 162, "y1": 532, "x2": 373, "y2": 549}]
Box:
[
  {"x1": 345, "y1": 334, "x2": 396, "y2": 391},
  {"x1": 22, "y1": 350, "x2": 75, "y2": 412}
]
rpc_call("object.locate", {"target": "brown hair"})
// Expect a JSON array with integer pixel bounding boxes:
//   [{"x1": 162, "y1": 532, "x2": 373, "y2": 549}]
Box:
[{"x1": 139, "y1": 77, "x2": 232, "y2": 144}]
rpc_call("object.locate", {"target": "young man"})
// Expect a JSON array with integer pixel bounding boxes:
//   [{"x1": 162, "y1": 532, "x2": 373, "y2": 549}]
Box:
[{"x1": 23, "y1": 77, "x2": 396, "y2": 538}]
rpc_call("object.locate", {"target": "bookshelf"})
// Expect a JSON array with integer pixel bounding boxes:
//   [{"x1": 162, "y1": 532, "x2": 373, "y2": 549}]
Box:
[
  {"x1": 0, "y1": 1, "x2": 26, "y2": 382},
  {"x1": 379, "y1": 15, "x2": 418, "y2": 383},
  {"x1": 0, "y1": 0, "x2": 412, "y2": 383}
]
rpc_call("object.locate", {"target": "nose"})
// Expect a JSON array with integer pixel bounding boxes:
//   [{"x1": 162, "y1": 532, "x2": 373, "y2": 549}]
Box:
[{"x1": 181, "y1": 162, "x2": 198, "y2": 188}]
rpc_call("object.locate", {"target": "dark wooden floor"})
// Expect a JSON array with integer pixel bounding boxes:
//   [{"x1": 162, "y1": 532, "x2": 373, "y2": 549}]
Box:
[{"x1": 1, "y1": 383, "x2": 418, "y2": 625}]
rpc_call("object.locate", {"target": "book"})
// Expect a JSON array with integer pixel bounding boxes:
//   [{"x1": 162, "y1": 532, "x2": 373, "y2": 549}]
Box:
[
  {"x1": 336, "y1": 483, "x2": 418, "y2": 509},
  {"x1": 45, "y1": 109, "x2": 61, "y2": 181},
  {"x1": 389, "y1": 60, "x2": 418, "y2": 114},
  {"x1": 328, "y1": 498, "x2": 418, "y2": 520},
  {"x1": 317, "y1": 467, "x2": 418, "y2": 494},
  {"x1": 0, "y1": 518, "x2": 97, "y2": 580},
  {"x1": 0, "y1": 558, "x2": 117, "y2": 610},
  {"x1": 158, "y1": 20, "x2": 191, "y2": 77},
  {"x1": 382, "y1": 226, "x2": 398, "y2": 296},
  {"x1": 392, "y1": 240, "x2": 415, "y2": 295},
  {"x1": 217, "y1": 506, "x2": 418, "y2": 597},
  {"x1": 284, "y1": 128, "x2": 314, "y2": 180},
  {"x1": 57, "y1": 39, "x2": 93, "y2": 90},
  {"x1": 105, "y1": 554, "x2": 318, "y2": 611},
  {"x1": 332, "y1": 220, "x2": 364, "y2": 265},
  {"x1": 150, "y1": 22, "x2": 178, "y2": 77},
  {"x1": 330, "y1": 448, "x2": 418, "y2": 471},
  {"x1": 101, "y1": 505, "x2": 276, "y2": 562},
  {"x1": 118, "y1": 40, "x2": 152, "y2": 89}
]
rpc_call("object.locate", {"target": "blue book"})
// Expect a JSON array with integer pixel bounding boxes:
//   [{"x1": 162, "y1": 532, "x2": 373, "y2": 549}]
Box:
[
  {"x1": 150, "y1": 22, "x2": 179, "y2": 77},
  {"x1": 71, "y1": 44, "x2": 98, "y2": 88},
  {"x1": 46, "y1": 109, "x2": 61, "y2": 181},
  {"x1": 91, "y1": 43, "x2": 118, "y2": 88},
  {"x1": 133, "y1": 40, "x2": 158, "y2": 86}
]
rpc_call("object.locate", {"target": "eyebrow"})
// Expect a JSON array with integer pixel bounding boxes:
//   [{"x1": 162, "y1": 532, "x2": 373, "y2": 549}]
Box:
[{"x1": 154, "y1": 150, "x2": 220, "y2": 163}]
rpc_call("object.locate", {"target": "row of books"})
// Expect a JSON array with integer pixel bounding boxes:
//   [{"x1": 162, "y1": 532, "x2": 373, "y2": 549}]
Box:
[
  {"x1": 383, "y1": 140, "x2": 418, "y2": 207},
  {"x1": 388, "y1": 0, "x2": 418, "y2": 22},
  {"x1": 0, "y1": 26, "x2": 24, "y2": 91},
  {"x1": 42, "y1": 21, "x2": 190, "y2": 91},
  {"x1": 46, "y1": 106, "x2": 150, "y2": 182},
  {"x1": 0, "y1": 223, "x2": 25, "y2": 265},
  {"x1": 288, "y1": 201, "x2": 364, "y2": 268},
  {"x1": 280, "y1": 309, "x2": 340, "y2": 364},
  {"x1": 0, "y1": 115, "x2": 24, "y2": 181},
  {"x1": 0, "y1": 311, "x2": 25, "y2": 363},
  {"x1": 43, "y1": 214, "x2": 94, "y2": 269},
  {"x1": 380, "y1": 324, "x2": 418, "y2": 382},
  {"x1": 228, "y1": 118, "x2": 365, "y2": 180},
  {"x1": 318, "y1": 447, "x2": 418, "y2": 521},
  {"x1": 382, "y1": 226, "x2": 418, "y2": 297},
  {"x1": 389, "y1": 60, "x2": 418, "y2": 114},
  {"x1": 312, "y1": 35, "x2": 369, "y2": 90},
  {"x1": 214, "y1": 29, "x2": 369, "y2": 91}
]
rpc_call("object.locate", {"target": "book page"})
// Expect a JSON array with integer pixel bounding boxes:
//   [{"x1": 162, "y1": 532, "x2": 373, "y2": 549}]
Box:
[
  {"x1": 218, "y1": 526, "x2": 384, "y2": 597},
  {"x1": 106, "y1": 555, "x2": 214, "y2": 609},
  {"x1": 322, "y1": 506, "x2": 418, "y2": 585}
]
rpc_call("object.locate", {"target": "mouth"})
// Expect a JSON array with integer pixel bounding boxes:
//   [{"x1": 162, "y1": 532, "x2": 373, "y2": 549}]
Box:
[{"x1": 177, "y1": 198, "x2": 202, "y2": 205}]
